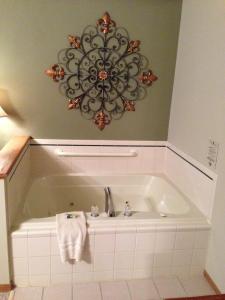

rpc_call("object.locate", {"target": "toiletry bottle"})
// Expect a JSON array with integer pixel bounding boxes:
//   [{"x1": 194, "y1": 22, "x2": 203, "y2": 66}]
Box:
[
  {"x1": 91, "y1": 205, "x2": 99, "y2": 217},
  {"x1": 124, "y1": 201, "x2": 132, "y2": 217}
]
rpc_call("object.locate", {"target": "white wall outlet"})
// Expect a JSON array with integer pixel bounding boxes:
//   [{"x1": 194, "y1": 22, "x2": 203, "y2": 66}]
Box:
[{"x1": 207, "y1": 139, "x2": 219, "y2": 169}]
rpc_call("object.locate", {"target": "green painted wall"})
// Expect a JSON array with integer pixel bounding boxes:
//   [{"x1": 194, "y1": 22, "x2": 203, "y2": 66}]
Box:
[{"x1": 0, "y1": 0, "x2": 182, "y2": 148}]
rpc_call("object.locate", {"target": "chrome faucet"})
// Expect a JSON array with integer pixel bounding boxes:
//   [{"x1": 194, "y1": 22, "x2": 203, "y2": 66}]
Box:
[{"x1": 104, "y1": 187, "x2": 115, "y2": 217}]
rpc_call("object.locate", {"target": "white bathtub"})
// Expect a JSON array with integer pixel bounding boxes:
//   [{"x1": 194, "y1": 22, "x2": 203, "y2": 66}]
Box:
[
  {"x1": 11, "y1": 174, "x2": 210, "y2": 285},
  {"x1": 14, "y1": 174, "x2": 206, "y2": 231}
]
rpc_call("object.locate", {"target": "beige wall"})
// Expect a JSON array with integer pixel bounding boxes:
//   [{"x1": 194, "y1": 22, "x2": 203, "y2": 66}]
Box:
[
  {"x1": 0, "y1": 0, "x2": 182, "y2": 148},
  {"x1": 168, "y1": 0, "x2": 225, "y2": 291}
]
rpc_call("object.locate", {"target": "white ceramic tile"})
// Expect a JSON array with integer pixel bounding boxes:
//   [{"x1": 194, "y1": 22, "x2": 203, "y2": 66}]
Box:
[
  {"x1": 28, "y1": 237, "x2": 50, "y2": 256},
  {"x1": 155, "y1": 231, "x2": 175, "y2": 252},
  {"x1": 13, "y1": 276, "x2": 29, "y2": 287},
  {"x1": 192, "y1": 249, "x2": 207, "y2": 267},
  {"x1": 195, "y1": 230, "x2": 209, "y2": 249},
  {"x1": 179, "y1": 275, "x2": 215, "y2": 296},
  {"x1": 172, "y1": 250, "x2": 193, "y2": 266},
  {"x1": 137, "y1": 225, "x2": 156, "y2": 233},
  {"x1": 115, "y1": 233, "x2": 136, "y2": 252},
  {"x1": 95, "y1": 234, "x2": 115, "y2": 253},
  {"x1": 152, "y1": 267, "x2": 172, "y2": 278},
  {"x1": 73, "y1": 272, "x2": 94, "y2": 283},
  {"x1": 7, "y1": 148, "x2": 31, "y2": 229},
  {"x1": 133, "y1": 268, "x2": 152, "y2": 279},
  {"x1": 134, "y1": 252, "x2": 154, "y2": 269},
  {"x1": 11, "y1": 238, "x2": 28, "y2": 258},
  {"x1": 70, "y1": 146, "x2": 100, "y2": 173},
  {"x1": 11, "y1": 230, "x2": 28, "y2": 239},
  {"x1": 125, "y1": 147, "x2": 143, "y2": 173},
  {"x1": 153, "y1": 277, "x2": 186, "y2": 298},
  {"x1": 153, "y1": 147, "x2": 166, "y2": 173},
  {"x1": 175, "y1": 231, "x2": 195, "y2": 249},
  {"x1": 94, "y1": 253, "x2": 114, "y2": 271},
  {"x1": 156, "y1": 224, "x2": 177, "y2": 232},
  {"x1": 13, "y1": 258, "x2": 28, "y2": 276},
  {"x1": 98, "y1": 147, "x2": 128, "y2": 173},
  {"x1": 0, "y1": 294, "x2": 9, "y2": 300},
  {"x1": 84, "y1": 234, "x2": 95, "y2": 253},
  {"x1": 29, "y1": 275, "x2": 50, "y2": 287},
  {"x1": 31, "y1": 146, "x2": 67, "y2": 177},
  {"x1": 73, "y1": 254, "x2": 93, "y2": 273},
  {"x1": 93, "y1": 271, "x2": 114, "y2": 281},
  {"x1": 153, "y1": 251, "x2": 173, "y2": 267},
  {"x1": 29, "y1": 257, "x2": 50, "y2": 275},
  {"x1": 43, "y1": 284, "x2": 72, "y2": 300},
  {"x1": 14, "y1": 287, "x2": 43, "y2": 300},
  {"x1": 139, "y1": 148, "x2": 155, "y2": 173},
  {"x1": 115, "y1": 252, "x2": 134, "y2": 270},
  {"x1": 171, "y1": 266, "x2": 190, "y2": 278},
  {"x1": 136, "y1": 232, "x2": 155, "y2": 251},
  {"x1": 50, "y1": 236, "x2": 60, "y2": 255},
  {"x1": 27, "y1": 229, "x2": 51, "y2": 238},
  {"x1": 51, "y1": 274, "x2": 72, "y2": 285},
  {"x1": 190, "y1": 266, "x2": 204, "y2": 276},
  {"x1": 100, "y1": 280, "x2": 131, "y2": 300},
  {"x1": 74, "y1": 282, "x2": 101, "y2": 300},
  {"x1": 114, "y1": 269, "x2": 133, "y2": 280},
  {"x1": 51, "y1": 256, "x2": 73, "y2": 274},
  {"x1": 128, "y1": 278, "x2": 160, "y2": 300},
  {"x1": 165, "y1": 148, "x2": 216, "y2": 219}
]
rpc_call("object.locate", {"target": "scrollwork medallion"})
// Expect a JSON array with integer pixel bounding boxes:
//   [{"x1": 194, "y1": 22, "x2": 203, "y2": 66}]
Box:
[{"x1": 45, "y1": 12, "x2": 158, "y2": 130}]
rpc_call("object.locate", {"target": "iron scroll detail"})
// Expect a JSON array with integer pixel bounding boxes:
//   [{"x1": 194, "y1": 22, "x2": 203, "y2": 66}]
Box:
[{"x1": 45, "y1": 12, "x2": 158, "y2": 130}]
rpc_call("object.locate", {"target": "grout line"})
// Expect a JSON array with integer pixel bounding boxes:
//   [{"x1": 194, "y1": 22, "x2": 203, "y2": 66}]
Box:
[
  {"x1": 131, "y1": 228, "x2": 137, "y2": 278},
  {"x1": 167, "y1": 147, "x2": 214, "y2": 181},
  {"x1": 125, "y1": 280, "x2": 132, "y2": 300},
  {"x1": 49, "y1": 237, "x2": 52, "y2": 286},
  {"x1": 70, "y1": 284, "x2": 73, "y2": 300},
  {"x1": 112, "y1": 232, "x2": 116, "y2": 280},
  {"x1": 176, "y1": 275, "x2": 188, "y2": 296},
  {"x1": 72, "y1": 283, "x2": 76, "y2": 300},
  {"x1": 99, "y1": 282, "x2": 103, "y2": 300},
  {"x1": 41, "y1": 287, "x2": 44, "y2": 300},
  {"x1": 8, "y1": 144, "x2": 29, "y2": 182},
  {"x1": 30, "y1": 143, "x2": 166, "y2": 148},
  {"x1": 151, "y1": 277, "x2": 161, "y2": 299},
  {"x1": 26, "y1": 232, "x2": 30, "y2": 286}
]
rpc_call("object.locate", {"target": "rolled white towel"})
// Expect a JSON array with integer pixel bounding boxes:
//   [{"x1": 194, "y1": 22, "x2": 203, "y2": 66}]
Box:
[{"x1": 56, "y1": 211, "x2": 87, "y2": 263}]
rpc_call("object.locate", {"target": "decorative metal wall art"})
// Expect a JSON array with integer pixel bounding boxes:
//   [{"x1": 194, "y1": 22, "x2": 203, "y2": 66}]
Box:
[{"x1": 45, "y1": 12, "x2": 158, "y2": 130}]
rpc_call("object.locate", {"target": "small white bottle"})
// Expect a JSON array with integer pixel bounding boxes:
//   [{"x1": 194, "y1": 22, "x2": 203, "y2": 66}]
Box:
[
  {"x1": 124, "y1": 201, "x2": 132, "y2": 217},
  {"x1": 91, "y1": 205, "x2": 99, "y2": 217}
]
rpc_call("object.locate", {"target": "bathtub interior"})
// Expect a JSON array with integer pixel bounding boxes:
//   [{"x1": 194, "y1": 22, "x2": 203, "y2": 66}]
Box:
[{"x1": 14, "y1": 173, "x2": 205, "y2": 228}]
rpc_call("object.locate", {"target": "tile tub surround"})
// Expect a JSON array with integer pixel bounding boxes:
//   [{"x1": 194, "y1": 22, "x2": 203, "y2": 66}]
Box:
[
  {"x1": 0, "y1": 137, "x2": 218, "y2": 288},
  {"x1": 29, "y1": 139, "x2": 217, "y2": 220},
  {"x1": 11, "y1": 224, "x2": 210, "y2": 287},
  {"x1": 0, "y1": 136, "x2": 31, "y2": 289},
  {"x1": 165, "y1": 144, "x2": 217, "y2": 219}
]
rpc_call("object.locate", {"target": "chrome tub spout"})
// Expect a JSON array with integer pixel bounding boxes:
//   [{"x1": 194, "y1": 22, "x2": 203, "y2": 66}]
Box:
[{"x1": 104, "y1": 187, "x2": 115, "y2": 217}]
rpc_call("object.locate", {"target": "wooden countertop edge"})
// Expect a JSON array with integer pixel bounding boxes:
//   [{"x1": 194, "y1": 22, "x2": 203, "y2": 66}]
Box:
[{"x1": 0, "y1": 136, "x2": 31, "y2": 179}]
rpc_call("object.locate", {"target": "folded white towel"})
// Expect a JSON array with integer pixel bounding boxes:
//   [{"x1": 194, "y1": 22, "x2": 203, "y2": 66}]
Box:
[{"x1": 56, "y1": 211, "x2": 87, "y2": 263}]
